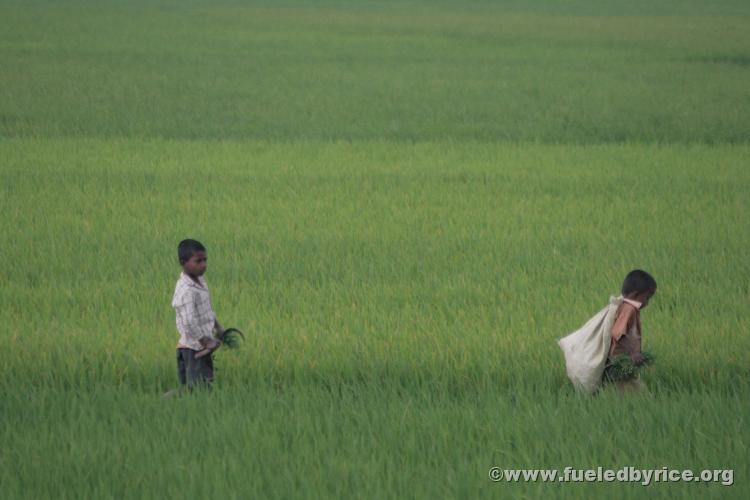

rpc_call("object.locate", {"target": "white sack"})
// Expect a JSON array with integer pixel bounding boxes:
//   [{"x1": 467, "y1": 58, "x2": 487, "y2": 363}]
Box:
[{"x1": 558, "y1": 295, "x2": 623, "y2": 393}]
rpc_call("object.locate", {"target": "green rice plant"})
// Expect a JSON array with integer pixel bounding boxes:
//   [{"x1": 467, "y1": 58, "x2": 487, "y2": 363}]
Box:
[
  {"x1": 605, "y1": 352, "x2": 656, "y2": 382},
  {"x1": 1, "y1": 1, "x2": 749, "y2": 498},
  {"x1": 1, "y1": 1, "x2": 750, "y2": 143},
  {"x1": 219, "y1": 327, "x2": 244, "y2": 350}
]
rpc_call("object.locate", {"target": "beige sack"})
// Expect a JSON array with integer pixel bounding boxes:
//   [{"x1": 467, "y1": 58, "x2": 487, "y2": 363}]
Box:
[{"x1": 558, "y1": 295, "x2": 623, "y2": 393}]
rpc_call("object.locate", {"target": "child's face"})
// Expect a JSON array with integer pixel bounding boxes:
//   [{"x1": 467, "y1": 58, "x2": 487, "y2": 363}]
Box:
[{"x1": 182, "y1": 251, "x2": 207, "y2": 277}]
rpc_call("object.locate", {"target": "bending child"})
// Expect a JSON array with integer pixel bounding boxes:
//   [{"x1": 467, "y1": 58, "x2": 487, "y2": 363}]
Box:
[{"x1": 603, "y1": 270, "x2": 657, "y2": 394}]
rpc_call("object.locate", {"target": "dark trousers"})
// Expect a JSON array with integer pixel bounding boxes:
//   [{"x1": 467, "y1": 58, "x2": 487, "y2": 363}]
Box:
[{"x1": 177, "y1": 348, "x2": 214, "y2": 389}]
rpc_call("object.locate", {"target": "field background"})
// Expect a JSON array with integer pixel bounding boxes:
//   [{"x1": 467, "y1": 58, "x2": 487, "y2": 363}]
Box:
[{"x1": 1, "y1": 1, "x2": 748, "y2": 498}]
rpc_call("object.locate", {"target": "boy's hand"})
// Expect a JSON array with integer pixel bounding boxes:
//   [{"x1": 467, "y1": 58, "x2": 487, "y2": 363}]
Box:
[
  {"x1": 195, "y1": 336, "x2": 221, "y2": 359},
  {"x1": 199, "y1": 337, "x2": 220, "y2": 350},
  {"x1": 630, "y1": 352, "x2": 645, "y2": 366}
]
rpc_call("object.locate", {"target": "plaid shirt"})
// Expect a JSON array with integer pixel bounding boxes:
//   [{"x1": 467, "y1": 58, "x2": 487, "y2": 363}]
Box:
[{"x1": 171, "y1": 272, "x2": 221, "y2": 350}]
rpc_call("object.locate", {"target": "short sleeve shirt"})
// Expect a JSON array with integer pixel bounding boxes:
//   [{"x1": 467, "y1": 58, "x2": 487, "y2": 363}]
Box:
[{"x1": 171, "y1": 272, "x2": 217, "y2": 350}]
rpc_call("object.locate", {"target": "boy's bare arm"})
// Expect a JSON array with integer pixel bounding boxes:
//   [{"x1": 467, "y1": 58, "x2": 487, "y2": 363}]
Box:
[
  {"x1": 611, "y1": 303, "x2": 636, "y2": 342},
  {"x1": 611, "y1": 303, "x2": 645, "y2": 365},
  {"x1": 213, "y1": 318, "x2": 224, "y2": 337}
]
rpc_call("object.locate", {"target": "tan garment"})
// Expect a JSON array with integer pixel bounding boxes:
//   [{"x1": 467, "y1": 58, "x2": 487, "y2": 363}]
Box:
[
  {"x1": 608, "y1": 302, "x2": 642, "y2": 359},
  {"x1": 615, "y1": 377, "x2": 646, "y2": 393}
]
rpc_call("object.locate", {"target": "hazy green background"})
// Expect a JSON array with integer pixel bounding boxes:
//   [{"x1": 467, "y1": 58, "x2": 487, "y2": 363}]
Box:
[
  {"x1": 1, "y1": 1, "x2": 748, "y2": 499},
  {"x1": 2, "y1": 0, "x2": 750, "y2": 142}
]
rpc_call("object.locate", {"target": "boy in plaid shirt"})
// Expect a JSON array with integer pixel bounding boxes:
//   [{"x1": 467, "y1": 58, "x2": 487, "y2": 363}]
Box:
[{"x1": 171, "y1": 239, "x2": 224, "y2": 389}]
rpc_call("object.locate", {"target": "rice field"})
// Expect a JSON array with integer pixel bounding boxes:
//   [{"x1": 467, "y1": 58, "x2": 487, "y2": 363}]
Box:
[{"x1": 1, "y1": 1, "x2": 749, "y2": 499}]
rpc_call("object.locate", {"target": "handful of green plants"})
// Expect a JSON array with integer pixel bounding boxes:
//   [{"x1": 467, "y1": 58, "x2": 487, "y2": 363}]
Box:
[
  {"x1": 604, "y1": 351, "x2": 655, "y2": 382},
  {"x1": 219, "y1": 327, "x2": 245, "y2": 349},
  {"x1": 195, "y1": 327, "x2": 245, "y2": 359}
]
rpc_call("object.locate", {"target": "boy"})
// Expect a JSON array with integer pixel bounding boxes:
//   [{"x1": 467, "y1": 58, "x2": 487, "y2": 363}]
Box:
[
  {"x1": 171, "y1": 239, "x2": 224, "y2": 390},
  {"x1": 604, "y1": 269, "x2": 657, "y2": 394}
]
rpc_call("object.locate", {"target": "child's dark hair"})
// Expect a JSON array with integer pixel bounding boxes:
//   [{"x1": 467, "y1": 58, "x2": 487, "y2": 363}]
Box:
[
  {"x1": 622, "y1": 269, "x2": 657, "y2": 297},
  {"x1": 178, "y1": 239, "x2": 206, "y2": 264}
]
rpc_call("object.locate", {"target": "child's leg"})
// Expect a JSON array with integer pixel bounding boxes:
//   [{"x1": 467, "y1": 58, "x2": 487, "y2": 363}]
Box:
[
  {"x1": 177, "y1": 349, "x2": 188, "y2": 386},
  {"x1": 162, "y1": 349, "x2": 190, "y2": 399},
  {"x1": 631, "y1": 377, "x2": 647, "y2": 393},
  {"x1": 185, "y1": 350, "x2": 213, "y2": 389},
  {"x1": 203, "y1": 354, "x2": 214, "y2": 383},
  {"x1": 615, "y1": 377, "x2": 647, "y2": 395}
]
